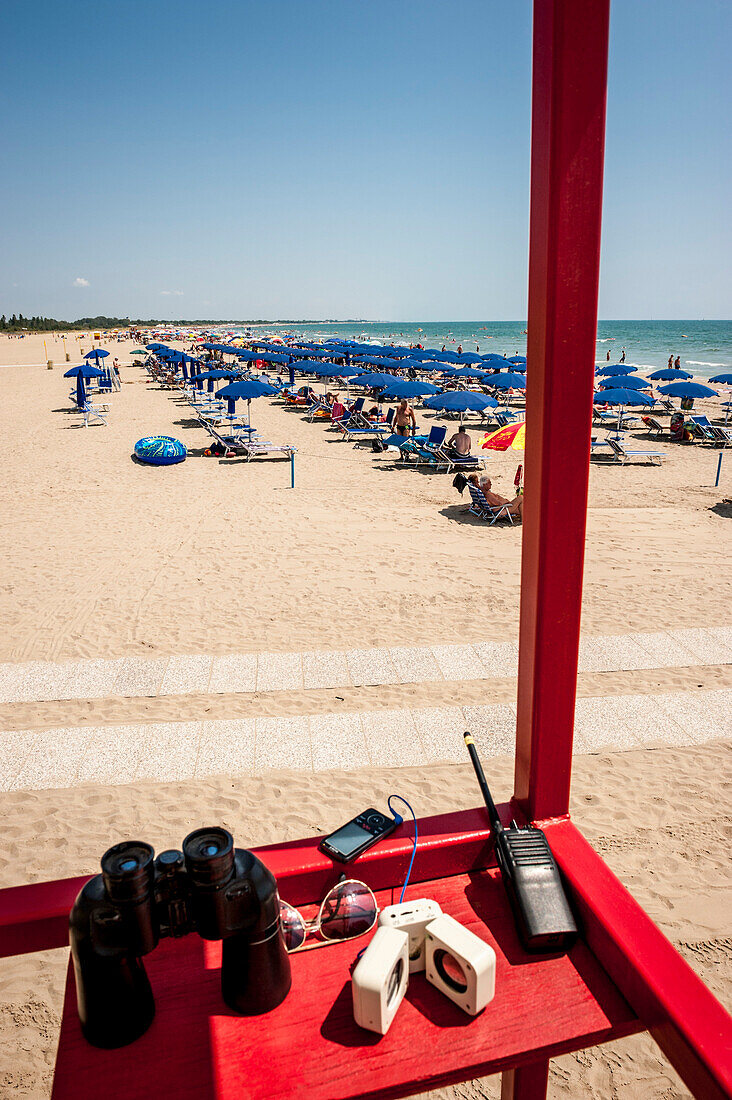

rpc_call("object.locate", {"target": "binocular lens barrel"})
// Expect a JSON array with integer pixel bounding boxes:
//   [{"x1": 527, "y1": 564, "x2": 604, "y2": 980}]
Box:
[
  {"x1": 101, "y1": 842, "x2": 155, "y2": 904},
  {"x1": 183, "y1": 827, "x2": 234, "y2": 886}
]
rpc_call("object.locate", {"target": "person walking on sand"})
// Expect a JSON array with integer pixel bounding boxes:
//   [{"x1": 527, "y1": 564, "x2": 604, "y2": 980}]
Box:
[{"x1": 394, "y1": 399, "x2": 416, "y2": 437}]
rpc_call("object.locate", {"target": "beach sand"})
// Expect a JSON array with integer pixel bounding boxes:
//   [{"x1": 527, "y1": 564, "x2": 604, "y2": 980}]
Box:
[{"x1": 0, "y1": 333, "x2": 730, "y2": 1099}]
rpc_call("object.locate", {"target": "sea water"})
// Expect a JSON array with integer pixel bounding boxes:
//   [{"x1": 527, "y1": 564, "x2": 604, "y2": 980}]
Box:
[{"x1": 231, "y1": 320, "x2": 731, "y2": 380}]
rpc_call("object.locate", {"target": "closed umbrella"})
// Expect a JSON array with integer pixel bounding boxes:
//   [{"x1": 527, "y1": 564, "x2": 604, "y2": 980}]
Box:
[{"x1": 64, "y1": 362, "x2": 104, "y2": 406}]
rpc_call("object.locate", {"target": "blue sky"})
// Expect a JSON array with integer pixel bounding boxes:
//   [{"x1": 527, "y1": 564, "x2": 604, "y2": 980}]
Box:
[{"x1": 2, "y1": 0, "x2": 729, "y2": 320}]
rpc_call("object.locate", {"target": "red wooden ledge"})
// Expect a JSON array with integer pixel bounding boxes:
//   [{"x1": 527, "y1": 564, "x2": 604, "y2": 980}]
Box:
[{"x1": 48, "y1": 827, "x2": 639, "y2": 1100}]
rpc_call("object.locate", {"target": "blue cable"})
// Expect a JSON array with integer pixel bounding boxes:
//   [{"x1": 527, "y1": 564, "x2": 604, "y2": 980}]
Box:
[{"x1": 387, "y1": 795, "x2": 418, "y2": 903}]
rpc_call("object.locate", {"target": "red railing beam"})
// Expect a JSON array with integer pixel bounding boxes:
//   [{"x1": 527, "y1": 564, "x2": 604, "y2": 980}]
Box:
[
  {"x1": 545, "y1": 818, "x2": 732, "y2": 1100},
  {"x1": 515, "y1": 0, "x2": 611, "y2": 819}
]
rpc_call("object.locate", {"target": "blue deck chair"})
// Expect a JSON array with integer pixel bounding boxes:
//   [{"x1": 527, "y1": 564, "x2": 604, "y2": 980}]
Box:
[
  {"x1": 604, "y1": 437, "x2": 665, "y2": 465},
  {"x1": 467, "y1": 482, "x2": 515, "y2": 524}
]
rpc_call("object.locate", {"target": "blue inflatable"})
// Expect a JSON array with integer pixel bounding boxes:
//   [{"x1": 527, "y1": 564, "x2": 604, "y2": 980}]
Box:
[{"x1": 134, "y1": 436, "x2": 187, "y2": 465}]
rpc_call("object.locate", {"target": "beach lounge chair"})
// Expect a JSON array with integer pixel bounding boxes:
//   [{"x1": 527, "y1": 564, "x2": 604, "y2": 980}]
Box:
[
  {"x1": 444, "y1": 447, "x2": 485, "y2": 473},
  {"x1": 202, "y1": 422, "x2": 294, "y2": 460},
  {"x1": 78, "y1": 400, "x2": 109, "y2": 427},
  {"x1": 467, "y1": 481, "x2": 515, "y2": 524},
  {"x1": 641, "y1": 416, "x2": 666, "y2": 437},
  {"x1": 410, "y1": 426, "x2": 449, "y2": 468},
  {"x1": 604, "y1": 437, "x2": 665, "y2": 465},
  {"x1": 657, "y1": 398, "x2": 676, "y2": 415},
  {"x1": 335, "y1": 410, "x2": 387, "y2": 442},
  {"x1": 689, "y1": 415, "x2": 722, "y2": 444}
]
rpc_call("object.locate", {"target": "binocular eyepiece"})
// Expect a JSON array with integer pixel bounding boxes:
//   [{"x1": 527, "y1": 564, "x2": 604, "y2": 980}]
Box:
[{"x1": 70, "y1": 827, "x2": 291, "y2": 1049}]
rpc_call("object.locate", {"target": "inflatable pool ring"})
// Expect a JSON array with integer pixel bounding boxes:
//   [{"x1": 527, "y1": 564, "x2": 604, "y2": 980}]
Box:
[{"x1": 134, "y1": 435, "x2": 187, "y2": 466}]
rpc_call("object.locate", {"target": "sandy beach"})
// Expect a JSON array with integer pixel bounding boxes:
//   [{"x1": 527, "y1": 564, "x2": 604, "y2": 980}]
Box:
[{"x1": 0, "y1": 333, "x2": 730, "y2": 1100}]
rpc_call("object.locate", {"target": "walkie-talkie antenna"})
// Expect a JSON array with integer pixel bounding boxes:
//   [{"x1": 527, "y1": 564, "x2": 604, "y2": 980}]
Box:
[{"x1": 463, "y1": 732, "x2": 503, "y2": 836}]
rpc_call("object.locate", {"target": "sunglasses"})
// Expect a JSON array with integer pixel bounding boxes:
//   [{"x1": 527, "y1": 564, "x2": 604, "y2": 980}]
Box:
[{"x1": 279, "y1": 877, "x2": 378, "y2": 953}]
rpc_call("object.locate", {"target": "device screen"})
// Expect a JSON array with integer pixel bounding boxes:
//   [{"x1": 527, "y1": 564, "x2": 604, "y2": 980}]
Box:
[{"x1": 327, "y1": 822, "x2": 372, "y2": 858}]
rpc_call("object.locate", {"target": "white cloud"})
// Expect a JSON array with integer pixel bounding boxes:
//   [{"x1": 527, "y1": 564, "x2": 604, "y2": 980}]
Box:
[
  {"x1": 161, "y1": 290, "x2": 184, "y2": 296},
  {"x1": 73, "y1": 277, "x2": 90, "y2": 287}
]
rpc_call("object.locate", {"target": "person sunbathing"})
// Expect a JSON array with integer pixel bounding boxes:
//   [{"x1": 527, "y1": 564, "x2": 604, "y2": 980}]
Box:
[
  {"x1": 469, "y1": 475, "x2": 523, "y2": 520},
  {"x1": 447, "y1": 425, "x2": 472, "y2": 457}
]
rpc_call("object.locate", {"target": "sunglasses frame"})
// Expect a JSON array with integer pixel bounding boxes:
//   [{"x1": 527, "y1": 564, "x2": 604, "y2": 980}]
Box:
[{"x1": 280, "y1": 877, "x2": 378, "y2": 953}]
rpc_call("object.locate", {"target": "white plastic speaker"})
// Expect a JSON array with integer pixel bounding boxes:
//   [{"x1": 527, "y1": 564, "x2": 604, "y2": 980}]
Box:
[
  {"x1": 378, "y1": 898, "x2": 443, "y2": 972},
  {"x1": 424, "y1": 913, "x2": 496, "y2": 1016},
  {"x1": 351, "y1": 926, "x2": 409, "y2": 1035}
]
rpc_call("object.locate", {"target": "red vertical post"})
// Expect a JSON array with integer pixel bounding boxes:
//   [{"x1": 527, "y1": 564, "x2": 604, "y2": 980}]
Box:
[
  {"x1": 501, "y1": 1059, "x2": 550, "y2": 1100},
  {"x1": 514, "y1": 0, "x2": 611, "y2": 821}
]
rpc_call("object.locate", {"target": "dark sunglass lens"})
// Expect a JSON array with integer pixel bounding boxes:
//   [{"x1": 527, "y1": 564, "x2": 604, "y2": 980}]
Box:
[
  {"x1": 320, "y1": 882, "x2": 376, "y2": 941},
  {"x1": 280, "y1": 902, "x2": 306, "y2": 952}
]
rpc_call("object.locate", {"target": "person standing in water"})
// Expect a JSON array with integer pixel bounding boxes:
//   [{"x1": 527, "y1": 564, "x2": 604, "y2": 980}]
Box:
[
  {"x1": 674, "y1": 356, "x2": 681, "y2": 368},
  {"x1": 668, "y1": 355, "x2": 673, "y2": 369},
  {"x1": 606, "y1": 350, "x2": 611, "y2": 361},
  {"x1": 457, "y1": 344, "x2": 463, "y2": 355},
  {"x1": 620, "y1": 348, "x2": 626, "y2": 363}
]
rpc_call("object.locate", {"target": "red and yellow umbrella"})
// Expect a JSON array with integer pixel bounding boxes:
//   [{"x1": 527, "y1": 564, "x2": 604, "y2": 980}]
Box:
[{"x1": 479, "y1": 421, "x2": 526, "y2": 451}]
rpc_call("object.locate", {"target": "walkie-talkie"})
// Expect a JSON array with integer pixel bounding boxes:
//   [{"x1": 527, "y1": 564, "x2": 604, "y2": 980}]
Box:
[{"x1": 463, "y1": 732, "x2": 578, "y2": 953}]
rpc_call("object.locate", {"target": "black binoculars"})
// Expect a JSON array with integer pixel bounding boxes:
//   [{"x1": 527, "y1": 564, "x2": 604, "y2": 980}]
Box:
[{"x1": 69, "y1": 827, "x2": 291, "y2": 1048}]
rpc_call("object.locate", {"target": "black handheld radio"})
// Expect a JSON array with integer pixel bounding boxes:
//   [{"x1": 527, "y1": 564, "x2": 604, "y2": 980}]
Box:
[{"x1": 463, "y1": 732, "x2": 578, "y2": 953}]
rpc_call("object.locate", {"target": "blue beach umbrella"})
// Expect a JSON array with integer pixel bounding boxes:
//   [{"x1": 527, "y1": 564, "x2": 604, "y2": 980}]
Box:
[
  {"x1": 64, "y1": 363, "x2": 105, "y2": 379},
  {"x1": 451, "y1": 366, "x2": 490, "y2": 380},
  {"x1": 196, "y1": 367, "x2": 239, "y2": 393},
  {"x1": 648, "y1": 368, "x2": 693, "y2": 381},
  {"x1": 381, "y1": 380, "x2": 442, "y2": 399},
  {"x1": 424, "y1": 391, "x2": 499, "y2": 412},
  {"x1": 596, "y1": 362, "x2": 637, "y2": 377},
  {"x1": 506, "y1": 355, "x2": 527, "y2": 365},
  {"x1": 491, "y1": 372, "x2": 527, "y2": 390},
  {"x1": 350, "y1": 372, "x2": 402, "y2": 389},
  {"x1": 709, "y1": 373, "x2": 732, "y2": 385},
  {"x1": 308, "y1": 362, "x2": 364, "y2": 378},
  {"x1": 657, "y1": 381, "x2": 718, "y2": 399},
  {"x1": 84, "y1": 349, "x2": 110, "y2": 363},
  {"x1": 593, "y1": 387, "x2": 654, "y2": 432},
  {"x1": 597, "y1": 374, "x2": 651, "y2": 391},
  {"x1": 216, "y1": 378, "x2": 278, "y2": 420},
  {"x1": 593, "y1": 388, "x2": 654, "y2": 406},
  {"x1": 453, "y1": 352, "x2": 484, "y2": 364}
]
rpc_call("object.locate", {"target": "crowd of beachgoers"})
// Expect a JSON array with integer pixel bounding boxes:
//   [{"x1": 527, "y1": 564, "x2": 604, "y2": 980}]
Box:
[{"x1": 103, "y1": 329, "x2": 730, "y2": 525}]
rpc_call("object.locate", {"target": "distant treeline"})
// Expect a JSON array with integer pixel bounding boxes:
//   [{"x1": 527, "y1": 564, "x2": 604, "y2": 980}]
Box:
[
  {"x1": 0, "y1": 315, "x2": 135, "y2": 332},
  {"x1": 0, "y1": 314, "x2": 373, "y2": 333}
]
